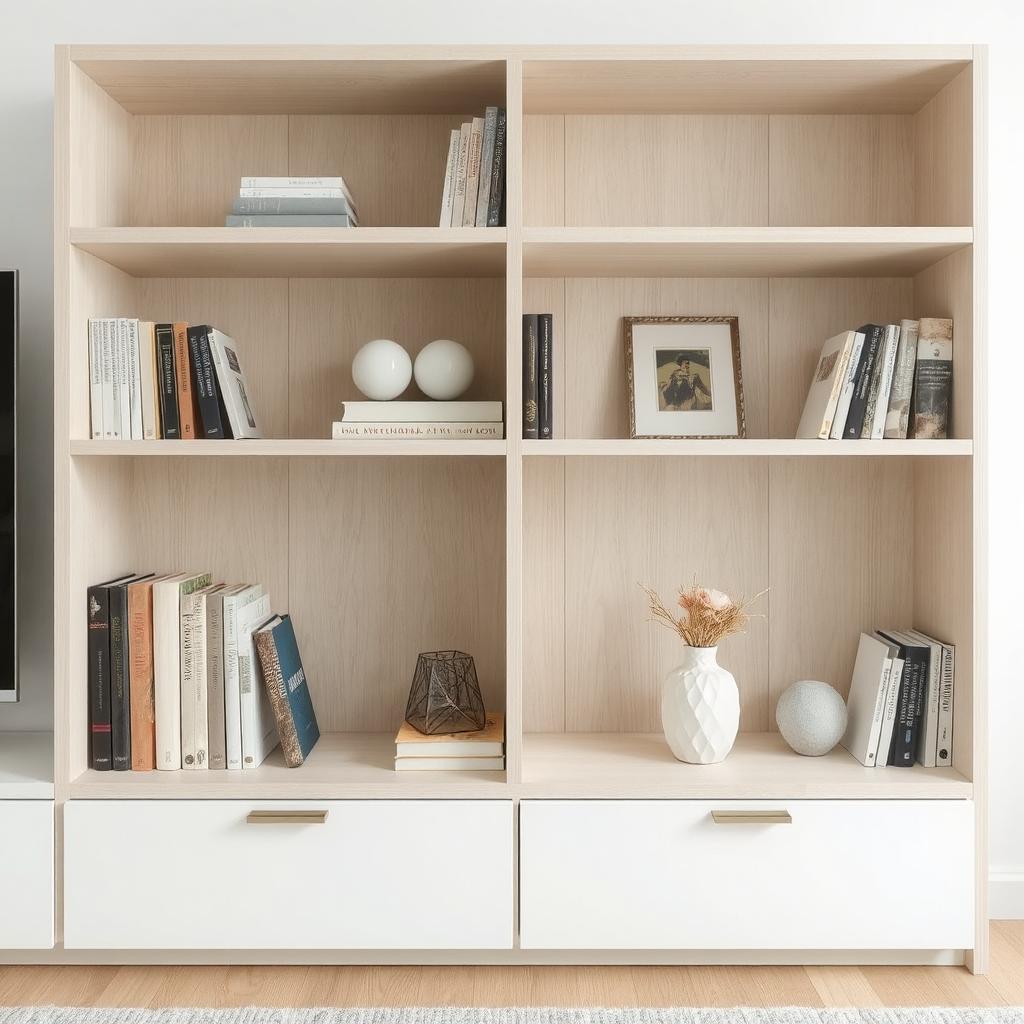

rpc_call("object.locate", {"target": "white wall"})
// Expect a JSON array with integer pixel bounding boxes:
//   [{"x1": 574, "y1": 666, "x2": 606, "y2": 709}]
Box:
[{"x1": 0, "y1": 0, "x2": 1020, "y2": 914}]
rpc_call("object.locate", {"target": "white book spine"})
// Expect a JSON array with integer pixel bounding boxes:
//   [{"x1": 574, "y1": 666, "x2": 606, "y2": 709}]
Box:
[
  {"x1": 125, "y1": 318, "x2": 143, "y2": 440},
  {"x1": 241, "y1": 175, "x2": 349, "y2": 191},
  {"x1": 99, "y1": 319, "x2": 115, "y2": 439},
  {"x1": 884, "y1": 319, "x2": 920, "y2": 439},
  {"x1": 450, "y1": 123, "x2": 471, "y2": 228},
  {"x1": 222, "y1": 586, "x2": 263, "y2": 770},
  {"x1": 138, "y1": 322, "x2": 159, "y2": 440},
  {"x1": 87, "y1": 320, "x2": 104, "y2": 439},
  {"x1": 875, "y1": 656, "x2": 904, "y2": 767},
  {"x1": 829, "y1": 332, "x2": 865, "y2": 440},
  {"x1": 332, "y1": 421, "x2": 504, "y2": 439},
  {"x1": 863, "y1": 657, "x2": 891, "y2": 767},
  {"x1": 461, "y1": 116, "x2": 485, "y2": 228},
  {"x1": 107, "y1": 319, "x2": 123, "y2": 440},
  {"x1": 119, "y1": 318, "x2": 132, "y2": 439},
  {"x1": 153, "y1": 580, "x2": 183, "y2": 770},
  {"x1": 179, "y1": 590, "x2": 202, "y2": 769},
  {"x1": 908, "y1": 631, "x2": 942, "y2": 768},
  {"x1": 936, "y1": 643, "x2": 955, "y2": 766},
  {"x1": 238, "y1": 595, "x2": 275, "y2": 768},
  {"x1": 819, "y1": 338, "x2": 855, "y2": 439},
  {"x1": 869, "y1": 324, "x2": 901, "y2": 439},
  {"x1": 238, "y1": 187, "x2": 351, "y2": 200},
  {"x1": 439, "y1": 129, "x2": 461, "y2": 227},
  {"x1": 475, "y1": 107, "x2": 499, "y2": 227}
]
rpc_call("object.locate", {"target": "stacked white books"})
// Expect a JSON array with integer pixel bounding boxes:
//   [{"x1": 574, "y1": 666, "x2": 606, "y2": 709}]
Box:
[
  {"x1": 332, "y1": 400, "x2": 504, "y2": 440},
  {"x1": 394, "y1": 712, "x2": 505, "y2": 771},
  {"x1": 226, "y1": 176, "x2": 359, "y2": 228}
]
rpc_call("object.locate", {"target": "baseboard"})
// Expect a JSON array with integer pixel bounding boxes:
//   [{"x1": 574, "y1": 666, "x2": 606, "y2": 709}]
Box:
[{"x1": 990, "y1": 869, "x2": 1024, "y2": 919}]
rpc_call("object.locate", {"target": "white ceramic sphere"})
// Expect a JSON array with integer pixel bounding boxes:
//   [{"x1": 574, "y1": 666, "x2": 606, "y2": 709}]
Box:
[
  {"x1": 413, "y1": 339, "x2": 474, "y2": 400},
  {"x1": 351, "y1": 339, "x2": 412, "y2": 401},
  {"x1": 775, "y1": 679, "x2": 848, "y2": 757}
]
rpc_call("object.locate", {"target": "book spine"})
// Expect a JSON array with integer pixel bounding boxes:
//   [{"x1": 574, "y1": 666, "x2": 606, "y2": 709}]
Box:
[
  {"x1": 522, "y1": 314, "x2": 539, "y2": 439},
  {"x1": 126, "y1": 319, "x2": 143, "y2": 440},
  {"x1": 538, "y1": 314, "x2": 553, "y2": 439},
  {"x1": 860, "y1": 325, "x2": 893, "y2": 438},
  {"x1": 818, "y1": 339, "x2": 854, "y2": 440},
  {"x1": 225, "y1": 214, "x2": 355, "y2": 227},
  {"x1": 884, "y1": 319, "x2": 919, "y2": 439},
  {"x1": 117, "y1": 318, "x2": 132, "y2": 439},
  {"x1": 876, "y1": 656, "x2": 903, "y2": 766},
  {"x1": 254, "y1": 630, "x2": 303, "y2": 767},
  {"x1": 88, "y1": 320, "x2": 104, "y2": 439},
  {"x1": 475, "y1": 107, "x2": 498, "y2": 227},
  {"x1": 238, "y1": 187, "x2": 349, "y2": 199},
  {"x1": 843, "y1": 325, "x2": 882, "y2": 439},
  {"x1": 461, "y1": 116, "x2": 485, "y2": 228},
  {"x1": 108, "y1": 319, "x2": 123, "y2": 440},
  {"x1": 438, "y1": 128, "x2": 461, "y2": 227},
  {"x1": 936, "y1": 644, "x2": 955, "y2": 767},
  {"x1": 222, "y1": 595, "x2": 244, "y2": 770},
  {"x1": 487, "y1": 108, "x2": 507, "y2": 227},
  {"x1": 890, "y1": 651, "x2": 922, "y2": 767},
  {"x1": 173, "y1": 322, "x2": 196, "y2": 440},
  {"x1": 450, "y1": 123, "x2": 471, "y2": 227},
  {"x1": 155, "y1": 324, "x2": 180, "y2": 440},
  {"x1": 187, "y1": 327, "x2": 226, "y2": 439},
  {"x1": 138, "y1": 323, "x2": 160, "y2": 440},
  {"x1": 862, "y1": 657, "x2": 891, "y2": 767},
  {"x1": 332, "y1": 421, "x2": 503, "y2": 439},
  {"x1": 100, "y1": 319, "x2": 115, "y2": 438},
  {"x1": 240, "y1": 175, "x2": 349, "y2": 191},
  {"x1": 232, "y1": 196, "x2": 356, "y2": 216},
  {"x1": 918, "y1": 639, "x2": 941, "y2": 768},
  {"x1": 108, "y1": 584, "x2": 132, "y2": 771},
  {"x1": 127, "y1": 582, "x2": 156, "y2": 771},
  {"x1": 830, "y1": 332, "x2": 865, "y2": 440},
  {"x1": 911, "y1": 318, "x2": 954, "y2": 439},
  {"x1": 179, "y1": 591, "x2": 208, "y2": 769},
  {"x1": 206, "y1": 595, "x2": 226, "y2": 770},
  {"x1": 86, "y1": 584, "x2": 113, "y2": 770},
  {"x1": 867, "y1": 325, "x2": 900, "y2": 439},
  {"x1": 908, "y1": 648, "x2": 928, "y2": 765}
]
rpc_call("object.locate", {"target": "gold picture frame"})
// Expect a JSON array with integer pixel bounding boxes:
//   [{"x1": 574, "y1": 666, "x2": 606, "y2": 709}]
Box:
[{"x1": 624, "y1": 315, "x2": 746, "y2": 439}]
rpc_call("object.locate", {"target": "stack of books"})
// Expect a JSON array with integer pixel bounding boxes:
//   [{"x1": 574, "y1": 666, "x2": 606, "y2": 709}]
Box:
[
  {"x1": 841, "y1": 629, "x2": 955, "y2": 769},
  {"x1": 86, "y1": 572, "x2": 319, "y2": 773},
  {"x1": 226, "y1": 176, "x2": 359, "y2": 227},
  {"x1": 438, "y1": 108, "x2": 506, "y2": 227},
  {"x1": 394, "y1": 712, "x2": 505, "y2": 771},
  {"x1": 332, "y1": 400, "x2": 504, "y2": 440},
  {"x1": 522, "y1": 313, "x2": 554, "y2": 440},
  {"x1": 797, "y1": 318, "x2": 953, "y2": 441},
  {"x1": 87, "y1": 320, "x2": 260, "y2": 441}
]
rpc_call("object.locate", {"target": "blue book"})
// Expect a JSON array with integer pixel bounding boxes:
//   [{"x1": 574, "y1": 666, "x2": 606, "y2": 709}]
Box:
[{"x1": 253, "y1": 615, "x2": 320, "y2": 767}]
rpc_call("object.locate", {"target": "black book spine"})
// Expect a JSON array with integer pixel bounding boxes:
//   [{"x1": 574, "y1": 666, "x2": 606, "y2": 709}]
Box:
[
  {"x1": 910, "y1": 645, "x2": 931, "y2": 764},
  {"x1": 156, "y1": 323, "x2": 180, "y2": 439},
  {"x1": 86, "y1": 584, "x2": 113, "y2": 771},
  {"x1": 538, "y1": 314, "x2": 553, "y2": 440},
  {"x1": 188, "y1": 326, "x2": 226, "y2": 439},
  {"x1": 887, "y1": 645, "x2": 922, "y2": 767},
  {"x1": 487, "y1": 108, "x2": 507, "y2": 228},
  {"x1": 843, "y1": 324, "x2": 883, "y2": 439},
  {"x1": 108, "y1": 583, "x2": 131, "y2": 771},
  {"x1": 522, "y1": 314, "x2": 539, "y2": 439}
]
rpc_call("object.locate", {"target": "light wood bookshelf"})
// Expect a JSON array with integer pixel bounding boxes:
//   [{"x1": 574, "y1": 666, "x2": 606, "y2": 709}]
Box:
[{"x1": 52, "y1": 44, "x2": 986, "y2": 967}]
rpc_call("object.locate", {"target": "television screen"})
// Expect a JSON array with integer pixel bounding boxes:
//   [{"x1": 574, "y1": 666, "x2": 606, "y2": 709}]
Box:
[{"x1": 0, "y1": 271, "x2": 15, "y2": 700}]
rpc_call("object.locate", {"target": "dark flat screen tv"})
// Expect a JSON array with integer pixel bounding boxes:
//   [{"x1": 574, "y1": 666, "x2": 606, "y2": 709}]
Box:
[{"x1": 0, "y1": 271, "x2": 15, "y2": 700}]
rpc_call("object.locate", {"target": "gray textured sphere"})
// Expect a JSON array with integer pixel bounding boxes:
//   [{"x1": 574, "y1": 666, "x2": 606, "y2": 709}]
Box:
[{"x1": 776, "y1": 679, "x2": 848, "y2": 756}]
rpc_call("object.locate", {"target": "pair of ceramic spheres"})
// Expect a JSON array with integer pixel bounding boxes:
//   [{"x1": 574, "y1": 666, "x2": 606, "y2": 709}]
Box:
[{"x1": 352, "y1": 337, "x2": 474, "y2": 401}]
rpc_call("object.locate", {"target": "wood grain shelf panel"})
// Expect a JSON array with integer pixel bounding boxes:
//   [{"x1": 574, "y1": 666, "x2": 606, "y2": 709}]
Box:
[
  {"x1": 70, "y1": 439, "x2": 507, "y2": 457},
  {"x1": 522, "y1": 439, "x2": 973, "y2": 457},
  {"x1": 522, "y1": 732, "x2": 973, "y2": 799},
  {"x1": 70, "y1": 228, "x2": 508, "y2": 278},
  {"x1": 522, "y1": 228, "x2": 973, "y2": 278}
]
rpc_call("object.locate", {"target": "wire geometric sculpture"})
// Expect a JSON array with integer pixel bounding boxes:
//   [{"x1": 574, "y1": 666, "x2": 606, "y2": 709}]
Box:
[{"x1": 404, "y1": 650, "x2": 486, "y2": 735}]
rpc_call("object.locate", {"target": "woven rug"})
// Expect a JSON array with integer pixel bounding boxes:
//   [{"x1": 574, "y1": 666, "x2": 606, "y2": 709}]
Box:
[{"x1": 2, "y1": 1011, "x2": 1023, "y2": 1024}]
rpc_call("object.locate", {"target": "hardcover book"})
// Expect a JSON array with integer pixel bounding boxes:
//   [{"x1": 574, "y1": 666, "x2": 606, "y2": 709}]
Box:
[
  {"x1": 232, "y1": 196, "x2": 357, "y2": 218},
  {"x1": 100, "y1": 318, "x2": 116, "y2": 439},
  {"x1": 109, "y1": 573, "x2": 154, "y2": 770},
  {"x1": 172, "y1": 321, "x2": 197, "y2": 440},
  {"x1": 879, "y1": 630, "x2": 930, "y2": 767},
  {"x1": 395, "y1": 712, "x2": 504, "y2": 758},
  {"x1": 138, "y1": 321, "x2": 160, "y2": 440},
  {"x1": 450, "y1": 122, "x2": 472, "y2": 228},
  {"x1": 911, "y1": 317, "x2": 954, "y2": 439},
  {"x1": 180, "y1": 583, "x2": 218, "y2": 769},
  {"x1": 127, "y1": 574, "x2": 161, "y2": 771},
  {"x1": 840, "y1": 633, "x2": 893, "y2": 766},
  {"x1": 841, "y1": 324, "x2": 883, "y2": 439},
  {"x1": 254, "y1": 614, "x2": 320, "y2": 768},
  {"x1": 475, "y1": 107, "x2": 499, "y2": 227},
  {"x1": 908, "y1": 628, "x2": 949, "y2": 768},
  {"x1": 883, "y1": 319, "x2": 919, "y2": 439},
  {"x1": 332, "y1": 421, "x2": 503, "y2": 440},
  {"x1": 124, "y1": 318, "x2": 143, "y2": 441},
  {"x1": 864, "y1": 323, "x2": 901, "y2": 440},
  {"x1": 240, "y1": 175, "x2": 353, "y2": 199},
  {"x1": 438, "y1": 128, "x2": 461, "y2": 227},
  {"x1": 225, "y1": 214, "x2": 356, "y2": 227},
  {"x1": 522, "y1": 314, "x2": 539, "y2": 440},
  {"x1": 207, "y1": 329, "x2": 262, "y2": 439},
  {"x1": 116, "y1": 318, "x2": 131, "y2": 439},
  {"x1": 86, "y1": 572, "x2": 134, "y2": 770},
  {"x1": 797, "y1": 331, "x2": 858, "y2": 440},
  {"x1": 487, "y1": 109, "x2": 507, "y2": 227},
  {"x1": 221, "y1": 584, "x2": 265, "y2": 770},
  {"x1": 87, "y1": 319, "x2": 103, "y2": 439},
  {"x1": 538, "y1": 314, "x2": 553, "y2": 439},
  {"x1": 828, "y1": 331, "x2": 865, "y2": 439},
  {"x1": 155, "y1": 323, "x2": 180, "y2": 440},
  {"x1": 187, "y1": 326, "x2": 226, "y2": 439},
  {"x1": 236, "y1": 593, "x2": 278, "y2": 769},
  {"x1": 340, "y1": 400, "x2": 503, "y2": 423},
  {"x1": 874, "y1": 647, "x2": 904, "y2": 767},
  {"x1": 205, "y1": 585, "x2": 230, "y2": 770},
  {"x1": 109, "y1": 318, "x2": 123, "y2": 440},
  {"x1": 461, "y1": 116, "x2": 485, "y2": 228}
]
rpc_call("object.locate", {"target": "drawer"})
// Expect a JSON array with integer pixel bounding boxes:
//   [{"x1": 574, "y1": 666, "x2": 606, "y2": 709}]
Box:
[
  {"x1": 0, "y1": 800, "x2": 54, "y2": 949},
  {"x1": 65, "y1": 799, "x2": 513, "y2": 949},
  {"x1": 520, "y1": 799, "x2": 974, "y2": 950}
]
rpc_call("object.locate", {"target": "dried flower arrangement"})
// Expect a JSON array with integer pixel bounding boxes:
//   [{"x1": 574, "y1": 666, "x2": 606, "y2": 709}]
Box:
[{"x1": 641, "y1": 581, "x2": 763, "y2": 648}]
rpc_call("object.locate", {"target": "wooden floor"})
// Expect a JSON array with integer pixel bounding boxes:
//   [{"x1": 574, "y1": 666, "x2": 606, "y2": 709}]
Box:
[{"x1": 2, "y1": 925, "x2": 1023, "y2": 1008}]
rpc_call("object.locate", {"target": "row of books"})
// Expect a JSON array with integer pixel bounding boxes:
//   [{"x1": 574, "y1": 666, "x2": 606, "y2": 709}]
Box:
[
  {"x1": 87, "y1": 572, "x2": 319, "y2": 773},
  {"x1": 87, "y1": 320, "x2": 260, "y2": 441},
  {"x1": 522, "y1": 314, "x2": 554, "y2": 440},
  {"x1": 332, "y1": 400, "x2": 504, "y2": 439},
  {"x1": 438, "y1": 108, "x2": 506, "y2": 228},
  {"x1": 225, "y1": 176, "x2": 359, "y2": 228},
  {"x1": 797, "y1": 318, "x2": 953, "y2": 441},
  {"x1": 842, "y1": 628, "x2": 954, "y2": 769},
  {"x1": 394, "y1": 712, "x2": 505, "y2": 772}
]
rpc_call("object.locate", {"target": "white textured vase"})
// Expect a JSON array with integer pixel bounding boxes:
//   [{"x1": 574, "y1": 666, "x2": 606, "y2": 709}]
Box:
[{"x1": 661, "y1": 645, "x2": 740, "y2": 764}]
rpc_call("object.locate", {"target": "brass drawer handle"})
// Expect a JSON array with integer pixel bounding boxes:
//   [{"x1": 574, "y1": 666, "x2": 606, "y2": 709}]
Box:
[
  {"x1": 711, "y1": 810, "x2": 792, "y2": 825},
  {"x1": 247, "y1": 810, "x2": 329, "y2": 825}
]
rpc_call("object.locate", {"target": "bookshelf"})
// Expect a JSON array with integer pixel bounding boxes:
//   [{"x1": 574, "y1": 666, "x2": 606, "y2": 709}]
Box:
[{"x1": 48, "y1": 44, "x2": 986, "y2": 968}]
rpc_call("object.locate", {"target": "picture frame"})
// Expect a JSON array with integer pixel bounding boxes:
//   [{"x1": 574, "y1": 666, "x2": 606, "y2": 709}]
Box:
[{"x1": 624, "y1": 315, "x2": 746, "y2": 439}]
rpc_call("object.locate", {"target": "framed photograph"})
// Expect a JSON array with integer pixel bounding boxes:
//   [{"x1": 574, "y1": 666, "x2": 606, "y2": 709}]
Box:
[{"x1": 624, "y1": 315, "x2": 745, "y2": 439}]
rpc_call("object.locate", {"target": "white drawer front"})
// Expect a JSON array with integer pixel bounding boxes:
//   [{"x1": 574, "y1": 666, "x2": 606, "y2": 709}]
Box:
[
  {"x1": 0, "y1": 801, "x2": 54, "y2": 949},
  {"x1": 520, "y1": 799, "x2": 974, "y2": 950},
  {"x1": 65, "y1": 800, "x2": 513, "y2": 949}
]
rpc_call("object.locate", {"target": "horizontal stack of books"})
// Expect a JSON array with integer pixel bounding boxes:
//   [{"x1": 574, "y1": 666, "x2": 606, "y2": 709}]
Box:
[
  {"x1": 797, "y1": 318, "x2": 953, "y2": 440},
  {"x1": 87, "y1": 319, "x2": 260, "y2": 441},
  {"x1": 394, "y1": 712, "x2": 505, "y2": 771},
  {"x1": 87, "y1": 572, "x2": 319, "y2": 773},
  {"x1": 226, "y1": 176, "x2": 359, "y2": 227},
  {"x1": 438, "y1": 107, "x2": 506, "y2": 227},
  {"x1": 332, "y1": 400, "x2": 504, "y2": 440},
  {"x1": 522, "y1": 313, "x2": 554, "y2": 440},
  {"x1": 841, "y1": 629, "x2": 954, "y2": 769}
]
